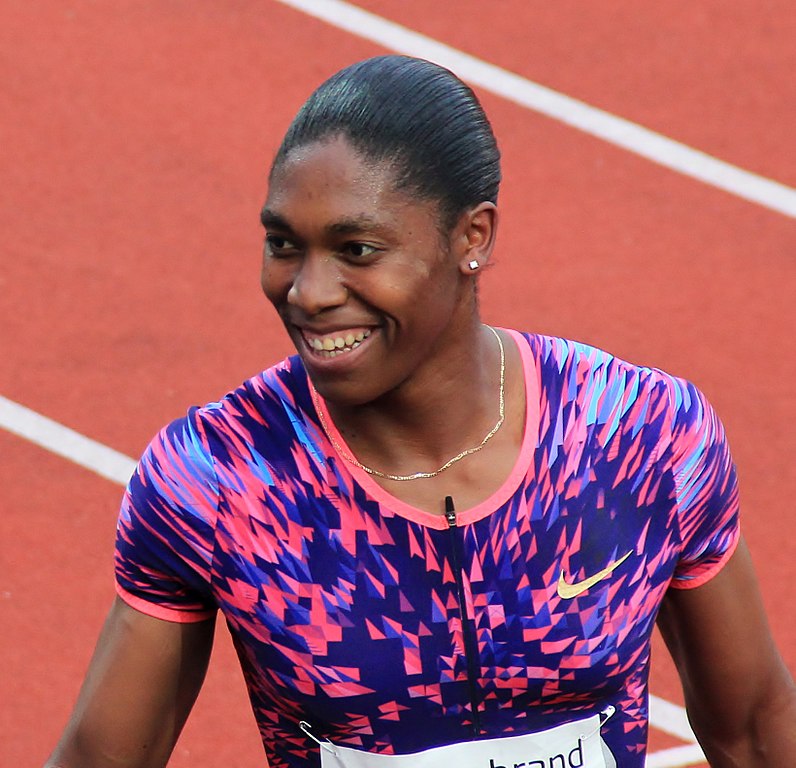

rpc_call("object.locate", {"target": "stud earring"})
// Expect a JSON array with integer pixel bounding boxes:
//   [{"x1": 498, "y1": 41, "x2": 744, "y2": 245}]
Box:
[{"x1": 468, "y1": 260, "x2": 479, "y2": 271}]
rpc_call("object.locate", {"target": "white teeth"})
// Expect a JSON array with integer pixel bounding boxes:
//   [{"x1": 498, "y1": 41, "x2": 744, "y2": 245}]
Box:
[{"x1": 307, "y1": 329, "x2": 373, "y2": 356}]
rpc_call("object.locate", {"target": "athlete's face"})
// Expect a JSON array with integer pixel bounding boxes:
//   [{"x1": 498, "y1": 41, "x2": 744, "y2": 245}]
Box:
[{"x1": 260, "y1": 136, "x2": 472, "y2": 406}]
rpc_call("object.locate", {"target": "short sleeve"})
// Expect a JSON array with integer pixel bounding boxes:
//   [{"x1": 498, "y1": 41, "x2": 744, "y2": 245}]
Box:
[
  {"x1": 667, "y1": 378, "x2": 740, "y2": 589},
  {"x1": 115, "y1": 408, "x2": 219, "y2": 622}
]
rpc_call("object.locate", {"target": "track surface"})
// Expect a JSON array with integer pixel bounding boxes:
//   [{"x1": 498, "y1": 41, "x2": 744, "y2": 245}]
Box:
[{"x1": 1, "y1": 2, "x2": 794, "y2": 766}]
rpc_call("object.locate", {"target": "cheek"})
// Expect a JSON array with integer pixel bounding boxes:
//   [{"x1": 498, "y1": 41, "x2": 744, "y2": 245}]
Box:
[
  {"x1": 260, "y1": 260, "x2": 292, "y2": 306},
  {"x1": 259, "y1": 262, "x2": 274, "y2": 301},
  {"x1": 411, "y1": 256, "x2": 460, "y2": 305},
  {"x1": 260, "y1": 260, "x2": 290, "y2": 306}
]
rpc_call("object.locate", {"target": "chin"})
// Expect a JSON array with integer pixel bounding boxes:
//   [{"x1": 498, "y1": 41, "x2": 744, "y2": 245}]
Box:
[{"x1": 310, "y1": 377, "x2": 378, "y2": 408}]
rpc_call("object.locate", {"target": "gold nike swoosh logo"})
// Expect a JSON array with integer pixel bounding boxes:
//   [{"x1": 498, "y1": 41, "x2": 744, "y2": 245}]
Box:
[{"x1": 557, "y1": 550, "x2": 633, "y2": 599}]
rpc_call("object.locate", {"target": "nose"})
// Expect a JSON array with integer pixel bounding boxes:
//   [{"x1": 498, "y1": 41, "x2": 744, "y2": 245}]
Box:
[{"x1": 287, "y1": 252, "x2": 347, "y2": 316}]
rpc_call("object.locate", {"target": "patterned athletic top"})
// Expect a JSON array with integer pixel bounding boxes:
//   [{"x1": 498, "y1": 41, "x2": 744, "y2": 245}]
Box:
[{"x1": 116, "y1": 331, "x2": 740, "y2": 767}]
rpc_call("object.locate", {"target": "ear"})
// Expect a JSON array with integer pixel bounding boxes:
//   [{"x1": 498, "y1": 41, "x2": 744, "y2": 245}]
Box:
[{"x1": 453, "y1": 202, "x2": 498, "y2": 275}]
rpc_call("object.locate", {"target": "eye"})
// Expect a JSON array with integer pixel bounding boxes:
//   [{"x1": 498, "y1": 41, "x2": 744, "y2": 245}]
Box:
[
  {"x1": 342, "y1": 242, "x2": 379, "y2": 262},
  {"x1": 264, "y1": 234, "x2": 299, "y2": 257}
]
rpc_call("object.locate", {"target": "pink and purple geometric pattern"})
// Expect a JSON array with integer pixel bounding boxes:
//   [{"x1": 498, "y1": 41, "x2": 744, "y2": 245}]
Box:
[{"x1": 115, "y1": 331, "x2": 739, "y2": 767}]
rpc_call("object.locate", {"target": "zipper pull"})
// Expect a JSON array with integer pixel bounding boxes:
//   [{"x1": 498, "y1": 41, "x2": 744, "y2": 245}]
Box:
[{"x1": 444, "y1": 495, "x2": 456, "y2": 527}]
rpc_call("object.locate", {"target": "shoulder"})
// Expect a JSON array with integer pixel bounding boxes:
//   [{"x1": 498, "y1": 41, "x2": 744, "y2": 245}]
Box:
[
  {"x1": 166, "y1": 354, "x2": 329, "y2": 494},
  {"x1": 194, "y1": 354, "x2": 307, "y2": 429},
  {"x1": 512, "y1": 331, "x2": 740, "y2": 581},
  {"x1": 170, "y1": 355, "x2": 311, "y2": 457},
  {"x1": 512, "y1": 330, "x2": 727, "y2": 450},
  {"x1": 127, "y1": 355, "x2": 307, "y2": 497},
  {"x1": 515, "y1": 330, "x2": 680, "y2": 402}
]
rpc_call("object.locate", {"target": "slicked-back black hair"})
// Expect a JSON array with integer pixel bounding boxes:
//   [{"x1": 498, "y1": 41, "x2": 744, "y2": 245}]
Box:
[{"x1": 270, "y1": 55, "x2": 501, "y2": 232}]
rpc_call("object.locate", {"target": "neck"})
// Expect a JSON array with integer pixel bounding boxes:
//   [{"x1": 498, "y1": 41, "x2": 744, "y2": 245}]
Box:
[{"x1": 320, "y1": 322, "x2": 504, "y2": 478}]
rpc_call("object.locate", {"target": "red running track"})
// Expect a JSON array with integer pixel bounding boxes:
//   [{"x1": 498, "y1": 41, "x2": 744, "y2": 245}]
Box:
[{"x1": 1, "y1": 1, "x2": 794, "y2": 765}]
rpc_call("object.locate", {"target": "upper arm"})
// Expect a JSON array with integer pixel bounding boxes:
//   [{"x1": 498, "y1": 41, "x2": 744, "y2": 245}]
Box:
[
  {"x1": 658, "y1": 537, "x2": 796, "y2": 765},
  {"x1": 46, "y1": 596, "x2": 215, "y2": 768}
]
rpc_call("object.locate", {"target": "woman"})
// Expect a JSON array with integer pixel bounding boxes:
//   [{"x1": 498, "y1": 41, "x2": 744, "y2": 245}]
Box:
[{"x1": 47, "y1": 56, "x2": 795, "y2": 768}]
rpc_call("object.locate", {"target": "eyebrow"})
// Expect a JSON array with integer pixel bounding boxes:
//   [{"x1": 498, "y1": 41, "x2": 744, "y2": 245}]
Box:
[
  {"x1": 326, "y1": 215, "x2": 386, "y2": 236},
  {"x1": 260, "y1": 208, "x2": 391, "y2": 237},
  {"x1": 260, "y1": 208, "x2": 291, "y2": 230}
]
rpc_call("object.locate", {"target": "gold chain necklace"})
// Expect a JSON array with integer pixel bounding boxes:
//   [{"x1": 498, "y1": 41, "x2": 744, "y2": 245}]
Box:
[{"x1": 310, "y1": 325, "x2": 505, "y2": 481}]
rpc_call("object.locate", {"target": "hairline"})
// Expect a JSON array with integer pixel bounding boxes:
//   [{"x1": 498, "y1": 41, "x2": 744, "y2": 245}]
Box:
[{"x1": 269, "y1": 131, "x2": 470, "y2": 240}]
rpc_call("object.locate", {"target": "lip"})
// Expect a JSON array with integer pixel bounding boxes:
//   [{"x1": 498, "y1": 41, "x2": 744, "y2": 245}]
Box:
[
  {"x1": 292, "y1": 324, "x2": 379, "y2": 374},
  {"x1": 298, "y1": 324, "x2": 373, "y2": 341}
]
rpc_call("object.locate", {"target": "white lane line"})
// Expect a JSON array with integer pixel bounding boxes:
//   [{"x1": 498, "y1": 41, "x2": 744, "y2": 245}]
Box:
[
  {"x1": 1, "y1": 394, "x2": 702, "y2": 761},
  {"x1": 273, "y1": 0, "x2": 796, "y2": 219},
  {"x1": 649, "y1": 694, "x2": 699, "y2": 743},
  {"x1": 648, "y1": 695, "x2": 705, "y2": 767},
  {"x1": 646, "y1": 744, "x2": 707, "y2": 768},
  {"x1": 0, "y1": 395, "x2": 136, "y2": 485}
]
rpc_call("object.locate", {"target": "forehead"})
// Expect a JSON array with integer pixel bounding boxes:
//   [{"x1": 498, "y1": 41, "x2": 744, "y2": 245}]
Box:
[
  {"x1": 270, "y1": 137, "x2": 392, "y2": 200},
  {"x1": 264, "y1": 137, "x2": 438, "y2": 232}
]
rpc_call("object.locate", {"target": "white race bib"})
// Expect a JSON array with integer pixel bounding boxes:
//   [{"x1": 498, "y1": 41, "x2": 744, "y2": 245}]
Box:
[{"x1": 303, "y1": 711, "x2": 613, "y2": 768}]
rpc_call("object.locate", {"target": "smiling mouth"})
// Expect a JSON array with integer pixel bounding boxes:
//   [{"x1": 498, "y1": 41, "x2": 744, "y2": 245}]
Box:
[{"x1": 301, "y1": 329, "x2": 372, "y2": 358}]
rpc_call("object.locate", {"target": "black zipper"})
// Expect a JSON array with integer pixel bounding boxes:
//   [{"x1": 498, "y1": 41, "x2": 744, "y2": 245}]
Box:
[{"x1": 444, "y1": 495, "x2": 482, "y2": 738}]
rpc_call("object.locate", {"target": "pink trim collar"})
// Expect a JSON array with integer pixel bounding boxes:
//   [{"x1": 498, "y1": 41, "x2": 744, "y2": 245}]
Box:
[{"x1": 310, "y1": 329, "x2": 539, "y2": 530}]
